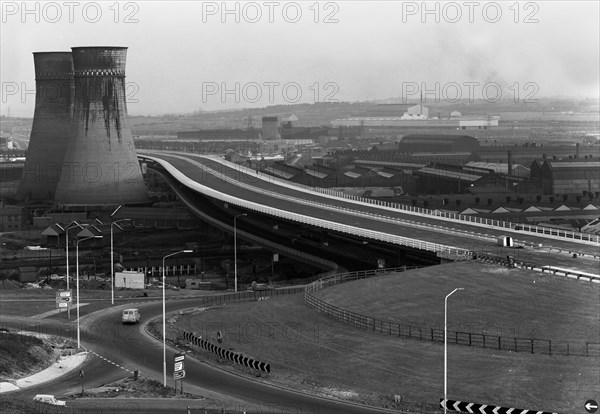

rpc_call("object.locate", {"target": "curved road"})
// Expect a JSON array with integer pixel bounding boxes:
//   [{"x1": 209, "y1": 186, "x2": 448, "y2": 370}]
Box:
[
  {"x1": 139, "y1": 151, "x2": 600, "y2": 275},
  {"x1": 3, "y1": 295, "x2": 400, "y2": 414}
]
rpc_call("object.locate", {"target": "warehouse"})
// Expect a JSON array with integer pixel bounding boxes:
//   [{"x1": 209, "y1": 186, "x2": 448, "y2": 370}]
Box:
[
  {"x1": 535, "y1": 159, "x2": 600, "y2": 195},
  {"x1": 398, "y1": 134, "x2": 480, "y2": 153}
]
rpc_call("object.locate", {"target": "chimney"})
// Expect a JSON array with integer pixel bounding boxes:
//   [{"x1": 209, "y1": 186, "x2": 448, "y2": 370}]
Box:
[
  {"x1": 507, "y1": 150, "x2": 513, "y2": 177},
  {"x1": 575, "y1": 143, "x2": 580, "y2": 158}
]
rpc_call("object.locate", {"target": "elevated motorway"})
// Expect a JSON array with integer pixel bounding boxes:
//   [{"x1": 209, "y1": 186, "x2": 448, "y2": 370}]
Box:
[{"x1": 139, "y1": 151, "x2": 600, "y2": 275}]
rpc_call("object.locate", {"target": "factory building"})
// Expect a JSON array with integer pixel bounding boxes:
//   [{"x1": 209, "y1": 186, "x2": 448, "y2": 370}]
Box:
[
  {"x1": 465, "y1": 161, "x2": 530, "y2": 178},
  {"x1": 0, "y1": 204, "x2": 23, "y2": 232},
  {"x1": 177, "y1": 130, "x2": 260, "y2": 141},
  {"x1": 532, "y1": 159, "x2": 600, "y2": 195},
  {"x1": 262, "y1": 116, "x2": 280, "y2": 140},
  {"x1": 398, "y1": 135, "x2": 480, "y2": 153}
]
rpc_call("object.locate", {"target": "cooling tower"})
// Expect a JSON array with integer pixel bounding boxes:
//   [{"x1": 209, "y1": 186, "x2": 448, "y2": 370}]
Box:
[
  {"x1": 54, "y1": 46, "x2": 148, "y2": 205},
  {"x1": 17, "y1": 52, "x2": 74, "y2": 202}
]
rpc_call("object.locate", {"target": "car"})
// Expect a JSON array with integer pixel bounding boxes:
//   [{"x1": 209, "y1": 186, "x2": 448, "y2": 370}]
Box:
[
  {"x1": 33, "y1": 394, "x2": 66, "y2": 406},
  {"x1": 122, "y1": 308, "x2": 141, "y2": 324}
]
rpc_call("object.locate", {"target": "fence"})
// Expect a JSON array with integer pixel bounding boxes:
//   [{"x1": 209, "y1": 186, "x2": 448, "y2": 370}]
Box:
[{"x1": 304, "y1": 268, "x2": 600, "y2": 357}]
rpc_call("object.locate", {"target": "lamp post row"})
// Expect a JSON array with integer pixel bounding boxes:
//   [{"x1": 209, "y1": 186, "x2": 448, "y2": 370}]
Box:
[{"x1": 65, "y1": 209, "x2": 462, "y2": 403}]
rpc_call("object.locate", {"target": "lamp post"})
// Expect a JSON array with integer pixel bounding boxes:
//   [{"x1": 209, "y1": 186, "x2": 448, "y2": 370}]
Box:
[
  {"x1": 162, "y1": 249, "x2": 193, "y2": 387},
  {"x1": 110, "y1": 218, "x2": 130, "y2": 305},
  {"x1": 65, "y1": 222, "x2": 83, "y2": 319},
  {"x1": 233, "y1": 213, "x2": 247, "y2": 292},
  {"x1": 444, "y1": 287, "x2": 464, "y2": 414},
  {"x1": 76, "y1": 235, "x2": 103, "y2": 350}
]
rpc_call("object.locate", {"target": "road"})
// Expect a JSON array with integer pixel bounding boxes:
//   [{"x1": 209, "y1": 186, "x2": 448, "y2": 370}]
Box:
[
  {"x1": 140, "y1": 151, "x2": 600, "y2": 275},
  {"x1": 2, "y1": 295, "x2": 400, "y2": 414}
]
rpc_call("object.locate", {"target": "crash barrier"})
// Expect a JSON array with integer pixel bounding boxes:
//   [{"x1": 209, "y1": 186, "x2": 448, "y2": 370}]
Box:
[
  {"x1": 145, "y1": 155, "x2": 470, "y2": 258},
  {"x1": 202, "y1": 154, "x2": 600, "y2": 245},
  {"x1": 182, "y1": 330, "x2": 270, "y2": 373},
  {"x1": 473, "y1": 253, "x2": 600, "y2": 283},
  {"x1": 150, "y1": 165, "x2": 340, "y2": 272},
  {"x1": 305, "y1": 268, "x2": 600, "y2": 357}
]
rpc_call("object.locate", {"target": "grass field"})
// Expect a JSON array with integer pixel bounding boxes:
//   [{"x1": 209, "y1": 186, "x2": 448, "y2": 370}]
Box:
[
  {"x1": 314, "y1": 262, "x2": 600, "y2": 342},
  {"x1": 171, "y1": 262, "x2": 599, "y2": 413}
]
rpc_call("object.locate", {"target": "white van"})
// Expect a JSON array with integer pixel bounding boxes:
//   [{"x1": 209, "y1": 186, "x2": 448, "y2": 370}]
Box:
[
  {"x1": 122, "y1": 308, "x2": 141, "y2": 324},
  {"x1": 33, "y1": 394, "x2": 66, "y2": 406}
]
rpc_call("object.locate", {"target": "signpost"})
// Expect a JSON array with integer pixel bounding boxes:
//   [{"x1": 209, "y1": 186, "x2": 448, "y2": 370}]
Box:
[
  {"x1": 173, "y1": 353, "x2": 185, "y2": 394},
  {"x1": 56, "y1": 290, "x2": 72, "y2": 316},
  {"x1": 79, "y1": 369, "x2": 84, "y2": 396},
  {"x1": 585, "y1": 400, "x2": 598, "y2": 414},
  {"x1": 440, "y1": 399, "x2": 560, "y2": 414}
]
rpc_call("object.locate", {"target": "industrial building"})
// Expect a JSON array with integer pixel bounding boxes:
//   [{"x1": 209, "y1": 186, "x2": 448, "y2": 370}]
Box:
[
  {"x1": 398, "y1": 134, "x2": 480, "y2": 153},
  {"x1": 0, "y1": 204, "x2": 23, "y2": 232},
  {"x1": 177, "y1": 129, "x2": 260, "y2": 141},
  {"x1": 261, "y1": 116, "x2": 280, "y2": 140},
  {"x1": 260, "y1": 161, "x2": 417, "y2": 191},
  {"x1": 465, "y1": 161, "x2": 530, "y2": 178},
  {"x1": 330, "y1": 104, "x2": 498, "y2": 129},
  {"x1": 532, "y1": 159, "x2": 600, "y2": 195}
]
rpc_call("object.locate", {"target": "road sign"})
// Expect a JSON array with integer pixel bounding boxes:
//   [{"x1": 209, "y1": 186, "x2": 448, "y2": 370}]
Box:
[
  {"x1": 440, "y1": 399, "x2": 560, "y2": 414},
  {"x1": 174, "y1": 353, "x2": 185, "y2": 362},
  {"x1": 585, "y1": 400, "x2": 598, "y2": 413},
  {"x1": 173, "y1": 369, "x2": 185, "y2": 380},
  {"x1": 56, "y1": 290, "x2": 72, "y2": 308},
  {"x1": 174, "y1": 361, "x2": 183, "y2": 372}
]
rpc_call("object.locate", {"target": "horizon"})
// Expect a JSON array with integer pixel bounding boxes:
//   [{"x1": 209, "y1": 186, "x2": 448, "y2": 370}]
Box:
[{"x1": 2, "y1": 1, "x2": 599, "y2": 117}]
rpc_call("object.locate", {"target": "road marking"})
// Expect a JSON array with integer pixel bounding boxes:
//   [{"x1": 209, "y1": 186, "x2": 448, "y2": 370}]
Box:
[{"x1": 90, "y1": 351, "x2": 134, "y2": 374}]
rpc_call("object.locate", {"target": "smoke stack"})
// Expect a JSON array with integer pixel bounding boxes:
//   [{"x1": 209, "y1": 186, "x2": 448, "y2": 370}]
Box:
[
  {"x1": 575, "y1": 143, "x2": 580, "y2": 158},
  {"x1": 54, "y1": 47, "x2": 148, "y2": 205},
  {"x1": 18, "y1": 52, "x2": 74, "y2": 202},
  {"x1": 507, "y1": 150, "x2": 513, "y2": 177}
]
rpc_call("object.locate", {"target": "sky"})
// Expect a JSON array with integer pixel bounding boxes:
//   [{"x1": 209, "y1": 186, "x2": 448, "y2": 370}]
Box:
[{"x1": 1, "y1": 0, "x2": 599, "y2": 116}]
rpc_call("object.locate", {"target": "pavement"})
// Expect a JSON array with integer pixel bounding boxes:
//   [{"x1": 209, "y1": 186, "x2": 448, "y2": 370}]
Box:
[{"x1": 0, "y1": 337, "x2": 88, "y2": 394}]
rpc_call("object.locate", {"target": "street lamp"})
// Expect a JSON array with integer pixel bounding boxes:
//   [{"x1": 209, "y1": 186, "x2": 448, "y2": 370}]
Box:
[
  {"x1": 110, "y1": 219, "x2": 131, "y2": 305},
  {"x1": 162, "y1": 249, "x2": 193, "y2": 387},
  {"x1": 233, "y1": 213, "x2": 247, "y2": 292},
  {"x1": 65, "y1": 222, "x2": 84, "y2": 319},
  {"x1": 444, "y1": 287, "x2": 464, "y2": 414},
  {"x1": 76, "y1": 235, "x2": 103, "y2": 350}
]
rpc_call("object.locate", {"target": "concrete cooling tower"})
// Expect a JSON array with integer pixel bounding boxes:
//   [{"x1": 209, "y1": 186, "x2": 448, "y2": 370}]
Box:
[
  {"x1": 17, "y1": 52, "x2": 74, "y2": 201},
  {"x1": 53, "y1": 46, "x2": 148, "y2": 205}
]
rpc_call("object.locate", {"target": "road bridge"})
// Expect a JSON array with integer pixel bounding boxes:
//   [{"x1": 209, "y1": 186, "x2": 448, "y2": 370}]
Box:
[{"x1": 139, "y1": 151, "x2": 600, "y2": 276}]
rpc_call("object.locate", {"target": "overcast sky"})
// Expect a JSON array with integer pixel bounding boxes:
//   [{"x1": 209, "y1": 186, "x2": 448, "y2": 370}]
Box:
[{"x1": 1, "y1": 0, "x2": 599, "y2": 116}]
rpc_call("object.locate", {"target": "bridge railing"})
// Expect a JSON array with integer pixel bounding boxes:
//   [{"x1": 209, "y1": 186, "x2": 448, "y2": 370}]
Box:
[
  {"x1": 145, "y1": 155, "x2": 472, "y2": 258},
  {"x1": 304, "y1": 268, "x2": 600, "y2": 357},
  {"x1": 200, "y1": 155, "x2": 600, "y2": 245},
  {"x1": 150, "y1": 163, "x2": 340, "y2": 272}
]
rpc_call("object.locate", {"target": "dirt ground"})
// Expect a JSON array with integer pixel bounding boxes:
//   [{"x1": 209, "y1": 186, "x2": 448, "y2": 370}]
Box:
[{"x1": 70, "y1": 377, "x2": 205, "y2": 400}]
